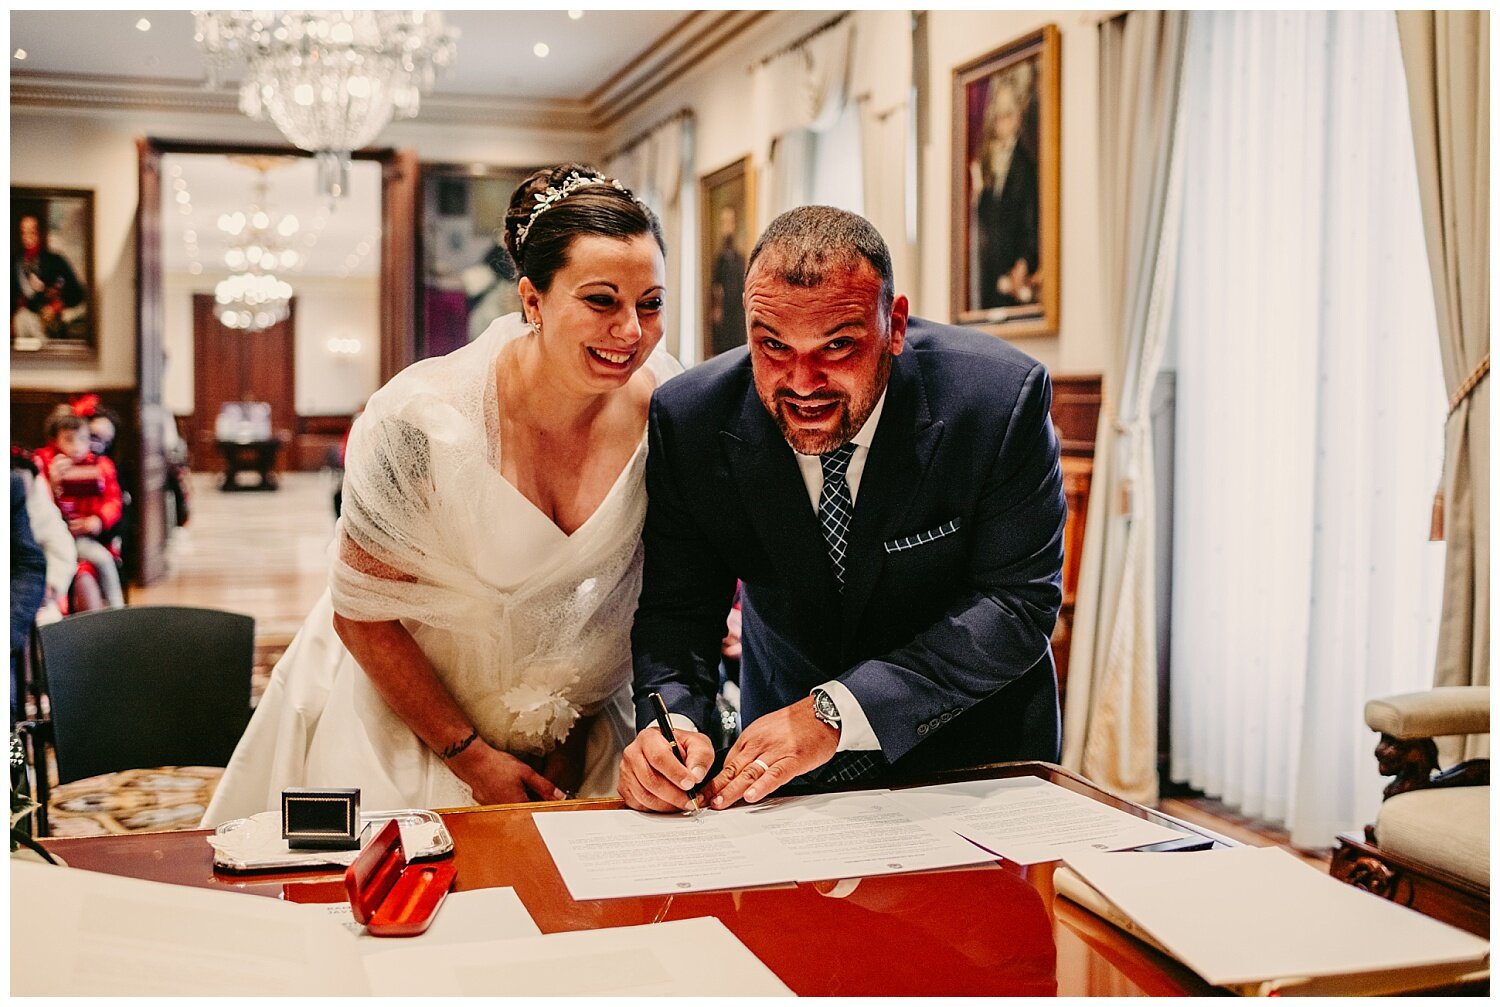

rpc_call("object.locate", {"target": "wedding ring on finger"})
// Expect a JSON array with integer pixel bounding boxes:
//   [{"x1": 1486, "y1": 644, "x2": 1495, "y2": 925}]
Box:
[{"x1": 750, "y1": 757, "x2": 771, "y2": 777}]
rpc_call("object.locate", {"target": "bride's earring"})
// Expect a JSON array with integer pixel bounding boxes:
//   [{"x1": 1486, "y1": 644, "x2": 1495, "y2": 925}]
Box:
[{"x1": 529, "y1": 316, "x2": 542, "y2": 335}]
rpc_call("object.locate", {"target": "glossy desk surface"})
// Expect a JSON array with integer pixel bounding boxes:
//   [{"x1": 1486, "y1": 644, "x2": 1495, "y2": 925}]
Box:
[{"x1": 41, "y1": 762, "x2": 1219, "y2": 996}]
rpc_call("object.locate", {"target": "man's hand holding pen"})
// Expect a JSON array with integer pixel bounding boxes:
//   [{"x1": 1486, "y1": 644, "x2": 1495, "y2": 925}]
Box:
[{"x1": 617, "y1": 693, "x2": 715, "y2": 813}]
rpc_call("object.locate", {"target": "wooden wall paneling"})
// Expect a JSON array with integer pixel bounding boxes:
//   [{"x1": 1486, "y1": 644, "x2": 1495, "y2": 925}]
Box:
[
  {"x1": 380, "y1": 148, "x2": 420, "y2": 383},
  {"x1": 1047, "y1": 374, "x2": 1102, "y2": 712},
  {"x1": 292, "y1": 414, "x2": 354, "y2": 471},
  {"x1": 190, "y1": 293, "x2": 296, "y2": 476}
]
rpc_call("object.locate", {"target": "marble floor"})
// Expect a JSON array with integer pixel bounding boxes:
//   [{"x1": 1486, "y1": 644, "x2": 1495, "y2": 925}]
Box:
[{"x1": 130, "y1": 471, "x2": 339, "y2": 642}]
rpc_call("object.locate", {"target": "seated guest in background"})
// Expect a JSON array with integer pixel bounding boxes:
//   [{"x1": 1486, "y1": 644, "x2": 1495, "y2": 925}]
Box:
[
  {"x1": 11, "y1": 472, "x2": 47, "y2": 725},
  {"x1": 10, "y1": 448, "x2": 76, "y2": 625},
  {"x1": 204, "y1": 164, "x2": 679, "y2": 825},
  {"x1": 33, "y1": 408, "x2": 124, "y2": 609},
  {"x1": 621, "y1": 206, "x2": 1066, "y2": 813}
]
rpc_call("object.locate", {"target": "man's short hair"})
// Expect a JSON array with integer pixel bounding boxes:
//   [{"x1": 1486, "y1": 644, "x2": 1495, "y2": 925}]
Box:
[{"x1": 746, "y1": 206, "x2": 895, "y2": 310}]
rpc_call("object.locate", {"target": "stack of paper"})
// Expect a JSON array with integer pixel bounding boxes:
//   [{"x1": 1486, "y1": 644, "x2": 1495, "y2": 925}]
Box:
[
  {"x1": 1060, "y1": 846, "x2": 1490, "y2": 995},
  {"x1": 11, "y1": 861, "x2": 791, "y2": 996}
]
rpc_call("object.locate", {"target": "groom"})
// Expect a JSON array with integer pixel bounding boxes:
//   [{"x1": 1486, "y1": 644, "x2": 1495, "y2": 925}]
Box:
[{"x1": 619, "y1": 206, "x2": 1066, "y2": 813}]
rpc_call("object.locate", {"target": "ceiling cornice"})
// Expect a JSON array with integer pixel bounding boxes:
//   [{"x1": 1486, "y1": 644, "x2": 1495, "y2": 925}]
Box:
[
  {"x1": 10, "y1": 71, "x2": 597, "y2": 133},
  {"x1": 10, "y1": 12, "x2": 771, "y2": 136}
]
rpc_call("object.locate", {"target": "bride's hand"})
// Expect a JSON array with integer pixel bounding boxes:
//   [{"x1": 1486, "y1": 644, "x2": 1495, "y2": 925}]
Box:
[{"x1": 447, "y1": 740, "x2": 565, "y2": 805}]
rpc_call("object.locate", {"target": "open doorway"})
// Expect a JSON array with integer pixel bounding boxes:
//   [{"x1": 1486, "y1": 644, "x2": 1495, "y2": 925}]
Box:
[{"x1": 134, "y1": 139, "x2": 416, "y2": 587}]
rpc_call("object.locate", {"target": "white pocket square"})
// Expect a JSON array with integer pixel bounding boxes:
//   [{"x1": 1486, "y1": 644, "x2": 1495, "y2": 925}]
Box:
[{"x1": 883, "y1": 518, "x2": 962, "y2": 554}]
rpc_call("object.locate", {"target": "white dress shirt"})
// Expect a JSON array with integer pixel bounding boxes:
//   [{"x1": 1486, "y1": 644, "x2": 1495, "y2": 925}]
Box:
[{"x1": 790, "y1": 391, "x2": 887, "y2": 752}]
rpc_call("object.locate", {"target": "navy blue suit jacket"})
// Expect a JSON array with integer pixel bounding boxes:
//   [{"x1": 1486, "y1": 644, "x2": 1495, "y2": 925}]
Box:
[{"x1": 631, "y1": 317, "x2": 1066, "y2": 779}]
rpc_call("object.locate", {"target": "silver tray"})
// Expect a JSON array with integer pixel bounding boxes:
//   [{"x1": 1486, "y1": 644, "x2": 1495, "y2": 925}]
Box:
[{"x1": 211, "y1": 808, "x2": 454, "y2": 873}]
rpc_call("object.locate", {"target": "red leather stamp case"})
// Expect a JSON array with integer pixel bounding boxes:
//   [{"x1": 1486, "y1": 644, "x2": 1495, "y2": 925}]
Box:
[{"x1": 343, "y1": 818, "x2": 457, "y2": 937}]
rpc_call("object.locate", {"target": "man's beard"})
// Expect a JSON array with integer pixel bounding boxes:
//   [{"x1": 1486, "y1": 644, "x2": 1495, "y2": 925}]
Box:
[{"x1": 763, "y1": 351, "x2": 892, "y2": 455}]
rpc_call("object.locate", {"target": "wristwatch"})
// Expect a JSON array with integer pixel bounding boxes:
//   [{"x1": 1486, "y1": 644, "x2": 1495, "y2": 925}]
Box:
[{"x1": 811, "y1": 688, "x2": 842, "y2": 731}]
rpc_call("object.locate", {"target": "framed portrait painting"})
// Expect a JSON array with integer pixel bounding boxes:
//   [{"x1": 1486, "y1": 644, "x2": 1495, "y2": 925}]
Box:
[
  {"x1": 417, "y1": 162, "x2": 534, "y2": 361},
  {"x1": 951, "y1": 26, "x2": 1060, "y2": 338},
  {"x1": 11, "y1": 187, "x2": 97, "y2": 362},
  {"x1": 699, "y1": 156, "x2": 754, "y2": 361}
]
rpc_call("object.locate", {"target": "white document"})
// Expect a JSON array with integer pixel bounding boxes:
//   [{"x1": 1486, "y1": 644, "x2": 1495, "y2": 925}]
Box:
[
  {"x1": 1063, "y1": 846, "x2": 1490, "y2": 987},
  {"x1": 530, "y1": 807, "x2": 800, "y2": 901},
  {"x1": 301, "y1": 885, "x2": 540, "y2": 951},
  {"x1": 718, "y1": 790, "x2": 997, "y2": 881},
  {"x1": 360, "y1": 916, "x2": 793, "y2": 996},
  {"x1": 10, "y1": 860, "x2": 369, "y2": 996},
  {"x1": 889, "y1": 776, "x2": 1184, "y2": 864}
]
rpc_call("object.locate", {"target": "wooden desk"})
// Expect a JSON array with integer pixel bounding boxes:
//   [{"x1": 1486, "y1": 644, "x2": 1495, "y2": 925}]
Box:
[{"x1": 40, "y1": 762, "x2": 1220, "y2": 996}]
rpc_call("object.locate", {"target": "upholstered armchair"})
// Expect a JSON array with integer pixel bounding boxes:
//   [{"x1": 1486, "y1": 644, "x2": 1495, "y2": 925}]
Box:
[{"x1": 1331, "y1": 686, "x2": 1489, "y2": 937}]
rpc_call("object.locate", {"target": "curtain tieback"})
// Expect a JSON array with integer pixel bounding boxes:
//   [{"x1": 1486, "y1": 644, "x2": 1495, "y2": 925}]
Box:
[
  {"x1": 1447, "y1": 352, "x2": 1489, "y2": 418},
  {"x1": 1432, "y1": 353, "x2": 1490, "y2": 541}
]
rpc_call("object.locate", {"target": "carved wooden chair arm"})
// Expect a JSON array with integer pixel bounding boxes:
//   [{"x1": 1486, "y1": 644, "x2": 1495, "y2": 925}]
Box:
[{"x1": 1364, "y1": 687, "x2": 1489, "y2": 802}]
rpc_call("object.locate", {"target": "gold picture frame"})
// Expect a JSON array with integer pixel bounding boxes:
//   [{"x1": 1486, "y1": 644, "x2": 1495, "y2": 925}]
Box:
[
  {"x1": 951, "y1": 25, "x2": 1061, "y2": 338},
  {"x1": 11, "y1": 186, "x2": 98, "y2": 363},
  {"x1": 699, "y1": 155, "x2": 755, "y2": 361}
]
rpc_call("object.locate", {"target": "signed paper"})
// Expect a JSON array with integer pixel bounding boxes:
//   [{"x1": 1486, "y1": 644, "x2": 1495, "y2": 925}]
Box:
[
  {"x1": 720, "y1": 791, "x2": 996, "y2": 881},
  {"x1": 889, "y1": 777, "x2": 1183, "y2": 864},
  {"x1": 530, "y1": 808, "x2": 798, "y2": 901}
]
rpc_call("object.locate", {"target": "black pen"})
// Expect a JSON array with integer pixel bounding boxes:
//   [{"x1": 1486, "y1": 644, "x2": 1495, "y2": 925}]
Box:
[{"x1": 648, "y1": 690, "x2": 702, "y2": 813}]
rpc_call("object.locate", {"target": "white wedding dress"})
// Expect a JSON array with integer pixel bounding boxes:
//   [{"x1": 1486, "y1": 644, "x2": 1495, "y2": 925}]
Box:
[{"x1": 203, "y1": 314, "x2": 679, "y2": 825}]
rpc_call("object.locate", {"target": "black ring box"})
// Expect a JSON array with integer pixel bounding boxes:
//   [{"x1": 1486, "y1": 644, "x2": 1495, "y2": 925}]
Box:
[{"x1": 282, "y1": 787, "x2": 362, "y2": 850}]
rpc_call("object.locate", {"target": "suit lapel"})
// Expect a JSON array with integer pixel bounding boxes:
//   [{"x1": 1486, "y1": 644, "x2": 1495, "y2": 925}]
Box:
[
  {"x1": 840, "y1": 351, "x2": 944, "y2": 653},
  {"x1": 721, "y1": 389, "x2": 840, "y2": 607}
]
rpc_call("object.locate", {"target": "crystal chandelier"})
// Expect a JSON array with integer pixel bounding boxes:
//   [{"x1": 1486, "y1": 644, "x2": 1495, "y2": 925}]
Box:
[
  {"x1": 214, "y1": 161, "x2": 296, "y2": 332},
  {"x1": 193, "y1": 11, "x2": 458, "y2": 199}
]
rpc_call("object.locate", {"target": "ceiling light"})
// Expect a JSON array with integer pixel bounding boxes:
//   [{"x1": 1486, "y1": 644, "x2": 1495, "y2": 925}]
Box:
[
  {"x1": 194, "y1": 12, "x2": 458, "y2": 200},
  {"x1": 189, "y1": 262, "x2": 203, "y2": 275},
  {"x1": 136, "y1": 18, "x2": 151, "y2": 31},
  {"x1": 13, "y1": 49, "x2": 26, "y2": 61},
  {"x1": 533, "y1": 42, "x2": 550, "y2": 58},
  {"x1": 568, "y1": 11, "x2": 584, "y2": 20}
]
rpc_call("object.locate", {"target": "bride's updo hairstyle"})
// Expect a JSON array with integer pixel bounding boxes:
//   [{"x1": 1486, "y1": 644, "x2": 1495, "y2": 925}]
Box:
[{"x1": 502, "y1": 162, "x2": 665, "y2": 293}]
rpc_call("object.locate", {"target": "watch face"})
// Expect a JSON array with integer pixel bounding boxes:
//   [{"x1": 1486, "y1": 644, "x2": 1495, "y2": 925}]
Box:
[{"x1": 813, "y1": 690, "x2": 841, "y2": 725}]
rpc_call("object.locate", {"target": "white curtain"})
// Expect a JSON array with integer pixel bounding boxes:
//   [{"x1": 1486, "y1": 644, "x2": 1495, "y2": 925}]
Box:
[
  {"x1": 858, "y1": 96, "x2": 912, "y2": 292},
  {"x1": 1169, "y1": 12, "x2": 1446, "y2": 847},
  {"x1": 754, "y1": 17, "x2": 855, "y2": 225}
]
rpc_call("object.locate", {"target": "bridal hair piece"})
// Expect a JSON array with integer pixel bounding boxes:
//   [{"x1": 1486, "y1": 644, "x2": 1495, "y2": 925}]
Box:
[{"x1": 514, "y1": 171, "x2": 635, "y2": 256}]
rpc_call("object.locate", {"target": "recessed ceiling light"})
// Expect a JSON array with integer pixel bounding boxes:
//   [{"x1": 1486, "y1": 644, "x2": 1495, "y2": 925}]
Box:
[
  {"x1": 136, "y1": 18, "x2": 151, "y2": 32},
  {"x1": 13, "y1": 49, "x2": 26, "y2": 61},
  {"x1": 533, "y1": 42, "x2": 550, "y2": 58},
  {"x1": 568, "y1": 10, "x2": 584, "y2": 19}
]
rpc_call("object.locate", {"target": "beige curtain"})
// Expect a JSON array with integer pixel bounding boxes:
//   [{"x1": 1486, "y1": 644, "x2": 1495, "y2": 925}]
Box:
[
  {"x1": 754, "y1": 16, "x2": 854, "y2": 227},
  {"x1": 1060, "y1": 11, "x2": 1190, "y2": 805},
  {"x1": 1397, "y1": 13, "x2": 1490, "y2": 716}
]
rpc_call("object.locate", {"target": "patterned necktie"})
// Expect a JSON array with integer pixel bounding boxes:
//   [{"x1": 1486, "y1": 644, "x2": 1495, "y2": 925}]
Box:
[{"x1": 818, "y1": 443, "x2": 857, "y2": 590}]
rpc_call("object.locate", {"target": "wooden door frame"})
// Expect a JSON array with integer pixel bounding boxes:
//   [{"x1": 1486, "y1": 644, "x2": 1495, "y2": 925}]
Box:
[{"x1": 135, "y1": 138, "x2": 417, "y2": 582}]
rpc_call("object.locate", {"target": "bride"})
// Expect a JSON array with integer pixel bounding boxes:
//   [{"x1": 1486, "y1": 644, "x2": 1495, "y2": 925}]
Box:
[{"x1": 204, "y1": 164, "x2": 679, "y2": 823}]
